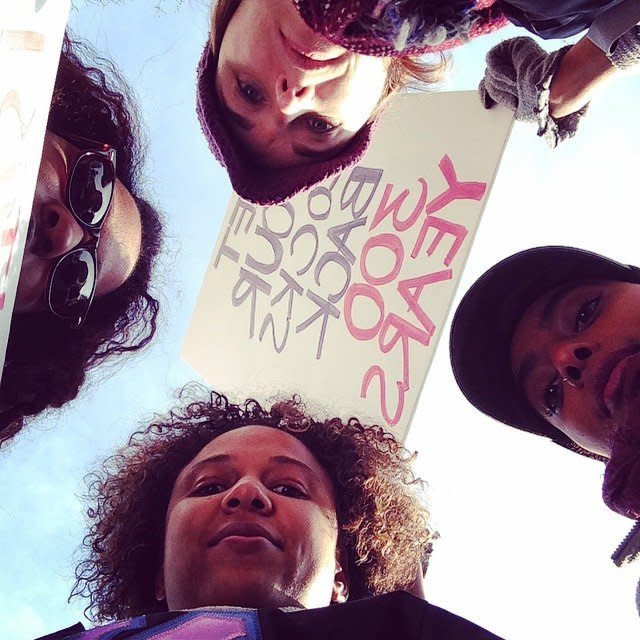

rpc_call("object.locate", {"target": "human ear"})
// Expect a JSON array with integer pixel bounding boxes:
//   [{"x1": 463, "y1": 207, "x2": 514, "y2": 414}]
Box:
[
  {"x1": 154, "y1": 565, "x2": 166, "y2": 602},
  {"x1": 331, "y1": 549, "x2": 349, "y2": 604}
]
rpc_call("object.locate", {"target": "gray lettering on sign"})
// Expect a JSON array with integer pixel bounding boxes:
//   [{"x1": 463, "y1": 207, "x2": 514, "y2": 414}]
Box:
[{"x1": 231, "y1": 267, "x2": 272, "y2": 338}]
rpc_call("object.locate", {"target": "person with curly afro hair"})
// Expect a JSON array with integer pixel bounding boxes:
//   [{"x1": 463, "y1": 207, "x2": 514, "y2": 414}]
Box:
[
  {"x1": 1, "y1": 33, "x2": 163, "y2": 447},
  {"x1": 43, "y1": 389, "x2": 504, "y2": 640}
]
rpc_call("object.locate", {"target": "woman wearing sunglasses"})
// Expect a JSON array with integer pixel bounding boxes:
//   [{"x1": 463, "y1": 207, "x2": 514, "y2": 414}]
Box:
[
  {"x1": 198, "y1": 0, "x2": 640, "y2": 205},
  {"x1": 0, "y1": 34, "x2": 163, "y2": 446}
]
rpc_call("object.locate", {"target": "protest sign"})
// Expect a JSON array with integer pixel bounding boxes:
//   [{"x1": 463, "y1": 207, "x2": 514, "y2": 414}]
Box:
[
  {"x1": 0, "y1": 0, "x2": 69, "y2": 379},
  {"x1": 183, "y1": 92, "x2": 513, "y2": 441}
]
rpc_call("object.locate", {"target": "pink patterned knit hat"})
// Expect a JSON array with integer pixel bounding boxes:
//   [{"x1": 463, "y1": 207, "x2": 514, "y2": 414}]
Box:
[{"x1": 295, "y1": 0, "x2": 507, "y2": 56}]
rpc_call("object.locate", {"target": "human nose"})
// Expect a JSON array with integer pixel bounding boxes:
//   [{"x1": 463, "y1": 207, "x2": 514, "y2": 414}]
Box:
[
  {"x1": 33, "y1": 204, "x2": 84, "y2": 259},
  {"x1": 222, "y1": 477, "x2": 273, "y2": 515},
  {"x1": 550, "y1": 341, "x2": 593, "y2": 388},
  {"x1": 275, "y1": 75, "x2": 314, "y2": 115}
]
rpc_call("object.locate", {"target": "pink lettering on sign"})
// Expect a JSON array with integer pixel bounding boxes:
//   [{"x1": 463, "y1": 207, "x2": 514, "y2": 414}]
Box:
[
  {"x1": 215, "y1": 154, "x2": 485, "y2": 429},
  {"x1": 361, "y1": 365, "x2": 407, "y2": 426},
  {"x1": 5, "y1": 31, "x2": 45, "y2": 51},
  {"x1": 0, "y1": 27, "x2": 49, "y2": 311},
  {"x1": 344, "y1": 155, "x2": 485, "y2": 426},
  {"x1": 360, "y1": 233, "x2": 404, "y2": 286},
  {"x1": 397, "y1": 269, "x2": 453, "y2": 337},
  {"x1": 370, "y1": 178, "x2": 428, "y2": 233},
  {"x1": 2, "y1": 99, "x2": 40, "y2": 305},
  {"x1": 412, "y1": 155, "x2": 484, "y2": 260},
  {"x1": 343, "y1": 283, "x2": 385, "y2": 342}
]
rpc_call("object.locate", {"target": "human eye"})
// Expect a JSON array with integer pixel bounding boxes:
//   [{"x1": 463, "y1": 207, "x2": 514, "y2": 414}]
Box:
[
  {"x1": 304, "y1": 115, "x2": 338, "y2": 134},
  {"x1": 271, "y1": 483, "x2": 308, "y2": 499},
  {"x1": 190, "y1": 480, "x2": 227, "y2": 497},
  {"x1": 236, "y1": 78, "x2": 263, "y2": 104},
  {"x1": 542, "y1": 375, "x2": 563, "y2": 417},
  {"x1": 574, "y1": 295, "x2": 601, "y2": 332}
]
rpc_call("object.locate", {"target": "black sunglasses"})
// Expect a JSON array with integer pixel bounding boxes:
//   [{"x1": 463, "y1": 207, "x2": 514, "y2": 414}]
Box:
[{"x1": 46, "y1": 134, "x2": 117, "y2": 328}]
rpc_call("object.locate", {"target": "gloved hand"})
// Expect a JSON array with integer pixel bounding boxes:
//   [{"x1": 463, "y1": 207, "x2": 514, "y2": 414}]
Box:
[
  {"x1": 608, "y1": 23, "x2": 640, "y2": 70},
  {"x1": 479, "y1": 37, "x2": 588, "y2": 148}
]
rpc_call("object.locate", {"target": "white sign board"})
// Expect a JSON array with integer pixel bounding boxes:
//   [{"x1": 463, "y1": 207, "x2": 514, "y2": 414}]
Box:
[
  {"x1": 183, "y1": 92, "x2": 513, "y2": 441},
  {"x1": 0, "y1": 0, "x2": 69, "y2": 378}
]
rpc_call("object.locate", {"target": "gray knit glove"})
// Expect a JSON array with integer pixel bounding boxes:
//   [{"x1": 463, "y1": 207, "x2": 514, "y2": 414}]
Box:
[
  {"x1": 479, "y1": 37, "x2": 588, "y2": 148},
  {"x1": 609, "y1": 24, "x2": 640, "y2": 70}
]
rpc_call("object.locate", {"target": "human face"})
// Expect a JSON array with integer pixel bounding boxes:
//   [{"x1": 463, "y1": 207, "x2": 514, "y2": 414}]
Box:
[
  {"x1": 214, "y1": 0, "x2": 388, "y2": 168},
  {"x1": 510, "y1": 281, "x2": 640, "y2": 458},
  {"x1": 157, "y1": 425, "x2": 348, "y2": 610},
  {"x1": 14, "y1": 131, "x2": 142, "y2": 314}
]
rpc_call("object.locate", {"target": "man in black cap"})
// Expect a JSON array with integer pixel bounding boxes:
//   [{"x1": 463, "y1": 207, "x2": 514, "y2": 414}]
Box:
[{"x1": 449, "y1": 246, "x2": 640, "y2": 524}]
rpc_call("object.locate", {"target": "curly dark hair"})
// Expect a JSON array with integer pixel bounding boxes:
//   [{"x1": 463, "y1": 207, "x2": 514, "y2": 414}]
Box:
[
  {"x1": 0, "y1": 33, "x2": 163, "y2": 446},
  {"x1": 72, "y1": 389, "x2": 435, "y2": 621}
]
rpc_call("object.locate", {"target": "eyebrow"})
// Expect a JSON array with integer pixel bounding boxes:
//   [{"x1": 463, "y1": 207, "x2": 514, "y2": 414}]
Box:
[
  {"x1": 539, "y1": 283, "x2": 579, "y2": 329},
  {"x1": 182, "y1": 453, "x2": 314, "y2": 482},
  {"x1": 182, "y1": 454, "x2": 233, "y2": 483},
  {"x1": 268, "y1": 455, "x2": 315, "y2": 476}
]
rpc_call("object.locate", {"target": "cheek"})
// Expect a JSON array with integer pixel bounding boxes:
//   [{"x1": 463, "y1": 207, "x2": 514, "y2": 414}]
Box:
[
  {"x1": 332, "y1": 58, "x2": 386, "y2": 132},
  {"x1": 307, "y1": 509, "x2": 339, "y2": 560},
  {"x1": 288, "y1": 504, "x2": 337, "y2": 551},
  {"x1": 14, "y1": 256, "x2": 48, "y2": 312},
  {"x1": 163, "y1": 503, "x2": 200, "y2": 563},
  {"x1": 550, "y1": 396, "x2": 611, "y2": 453}
]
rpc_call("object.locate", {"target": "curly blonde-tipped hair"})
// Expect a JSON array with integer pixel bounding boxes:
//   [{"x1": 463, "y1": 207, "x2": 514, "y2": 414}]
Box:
[{"x1": 72, "y1": 389, "x2": 435, "y2": 621}]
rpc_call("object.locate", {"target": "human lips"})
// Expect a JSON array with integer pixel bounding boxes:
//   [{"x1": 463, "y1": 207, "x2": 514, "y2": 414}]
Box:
[
  {"x1": 595, "y1": 346, "x2": 640, "y2": 418},
  {"x1": 208, "y1": 522, "x2": 283, "y2": 549}
]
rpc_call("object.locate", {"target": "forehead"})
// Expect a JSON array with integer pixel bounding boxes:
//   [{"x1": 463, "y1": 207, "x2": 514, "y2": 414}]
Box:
[{"x1": 182, "y1": 425, "x2": 331, "y2": 483}]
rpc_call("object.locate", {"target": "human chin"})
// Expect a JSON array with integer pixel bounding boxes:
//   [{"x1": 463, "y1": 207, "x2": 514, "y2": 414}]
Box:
[
  {"x1": 185, "y1": 562, "x2": 299, "y2": 609},
  {"x1": 211, "y1": 571, "x2": 298, "y2": 609}
]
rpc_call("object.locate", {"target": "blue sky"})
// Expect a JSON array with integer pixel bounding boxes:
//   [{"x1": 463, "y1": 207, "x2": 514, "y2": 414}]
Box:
[{"x1": 0, "y1": 1, "x2": 639, "y2": 639}]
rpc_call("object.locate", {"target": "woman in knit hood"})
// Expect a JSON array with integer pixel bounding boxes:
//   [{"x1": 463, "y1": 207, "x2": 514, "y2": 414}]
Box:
[{"x1": 197, "y1": 0, "x2": 640, "y2": 204}]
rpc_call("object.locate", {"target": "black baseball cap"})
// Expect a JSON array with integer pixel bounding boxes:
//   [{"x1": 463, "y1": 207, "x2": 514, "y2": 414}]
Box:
[{"x1": 449, "y1": 246, "x2": 640, "y2": 460}]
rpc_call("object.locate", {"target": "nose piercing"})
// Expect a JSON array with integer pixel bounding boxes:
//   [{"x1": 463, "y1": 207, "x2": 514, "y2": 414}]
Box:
[
  {"x1": 561, "y1": 375, "x2": 583, "y2": 389},
  {"x1": 562, "y1": 364, "x2": 584, "y2": 389}
]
